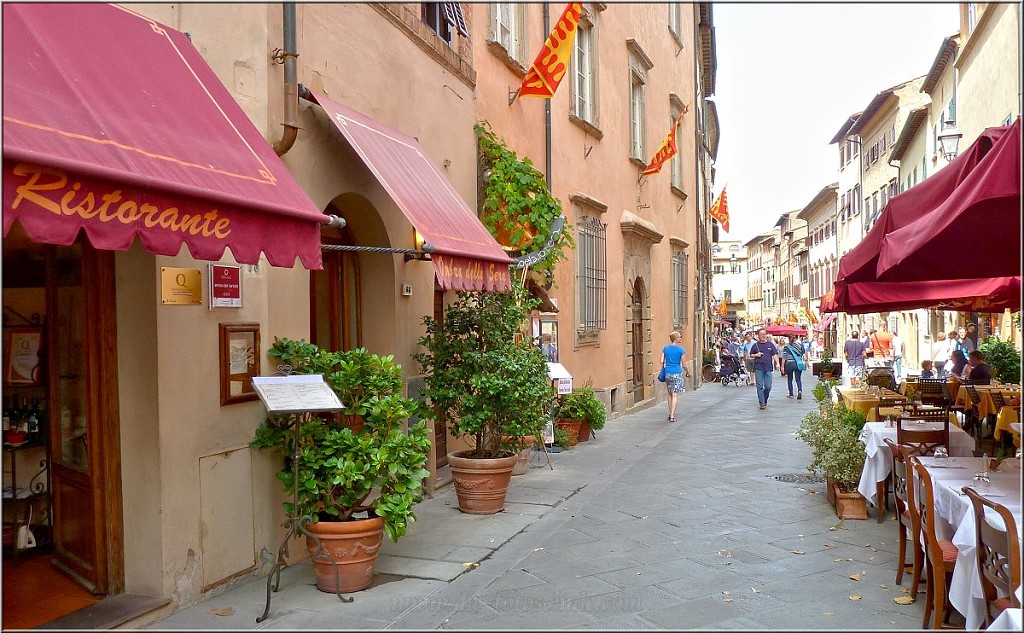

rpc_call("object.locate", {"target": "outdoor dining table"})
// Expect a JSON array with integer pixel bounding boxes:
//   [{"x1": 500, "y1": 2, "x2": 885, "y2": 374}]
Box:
[
  {"x1": 837, "y1": 386, "x2": 908, "y2": 422},
  {"x1": 899, "y1": 377, "x2": 959, "y2": 401},
  {"x1": 953, "y1": 385, "x2": 1022, "y2": 422},
  {"x1": 856, "y1": 420, "x2": 976, "y2": 508},
  {"x1": 987, "y1": 585, "x2": 1022, "y2": 631},
  {"x1": 914, "y1": 455, "x2": 1022, "y2": 630}
]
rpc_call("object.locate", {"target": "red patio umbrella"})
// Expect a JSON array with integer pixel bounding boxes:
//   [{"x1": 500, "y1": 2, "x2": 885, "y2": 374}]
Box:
[
  {"x1": 875, "y1": 117, "x2": 1020, "y2": 281},
  {"x1": 834, "y1": 122, "x2": 1013, "y2": 287},
  {"x1": 831, "y1": 276, "x2": 1020, "y2": 315},
  {"x1": 764, "y1": 324, "x2": 808, "y2": 337}
]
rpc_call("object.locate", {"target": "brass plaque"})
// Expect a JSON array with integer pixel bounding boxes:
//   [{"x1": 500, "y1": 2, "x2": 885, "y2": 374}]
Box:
[{"x1": 161, "y1": 267, "x2": 203, "y2": 305}]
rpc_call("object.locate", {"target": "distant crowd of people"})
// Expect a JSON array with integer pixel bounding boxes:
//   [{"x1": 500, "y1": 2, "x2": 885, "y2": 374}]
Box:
[{"x1": 842, "y1": 321, "x2": 991, "y2": 383}]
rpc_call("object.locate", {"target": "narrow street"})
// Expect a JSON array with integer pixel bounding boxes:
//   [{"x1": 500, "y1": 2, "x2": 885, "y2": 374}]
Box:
[{"x1": 148, "y1": 377, "x2": 934, "y2": 630}]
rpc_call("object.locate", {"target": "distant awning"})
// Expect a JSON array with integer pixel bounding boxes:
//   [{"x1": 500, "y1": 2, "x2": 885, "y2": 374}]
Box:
[
  {"x1": 307, "y1": 91, "x2": 512, "y2": 292},
  {"x1": 814, "y1": 314, "x2": 836, "y2": 332},
  {"x1": 2, "y1": 3, "x2": 327, "y2": 268}
]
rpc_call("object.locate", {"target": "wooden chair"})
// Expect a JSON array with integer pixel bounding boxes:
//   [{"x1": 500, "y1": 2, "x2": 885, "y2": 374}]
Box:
[
  {"x1": 910, "y1": 457, "x2": 960, "y2": 629},
  {"x1": 884, "y1": 439, "x2": 923, "y2": 588},
  {"x1": 918, "y1": 378, "x2": 952, "y2": 407},
  {"x1": 961, "y1": 486, "x2": 1022, "y2": 627},
  {"x1": 960, "y1": 385, "x2": 984, "y2": 438},
  {"x1": 897, "y1": 415, "x2": 950, "y2": 457}
]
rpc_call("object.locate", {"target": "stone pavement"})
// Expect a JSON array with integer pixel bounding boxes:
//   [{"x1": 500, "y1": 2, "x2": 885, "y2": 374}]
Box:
[{"x1": 145, "y1": 377, "x2": 936, "y2": 630}]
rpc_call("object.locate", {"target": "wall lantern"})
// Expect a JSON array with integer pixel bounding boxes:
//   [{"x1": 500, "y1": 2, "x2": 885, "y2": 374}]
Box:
[{"x1": 937, "y1": 119, "x2": 963, "y2": 161}]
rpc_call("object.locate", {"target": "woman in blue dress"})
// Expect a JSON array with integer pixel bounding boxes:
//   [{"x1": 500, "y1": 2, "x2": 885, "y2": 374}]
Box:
[{"x1": 660, "y1": 331, "x2": 688, "y2": 422}]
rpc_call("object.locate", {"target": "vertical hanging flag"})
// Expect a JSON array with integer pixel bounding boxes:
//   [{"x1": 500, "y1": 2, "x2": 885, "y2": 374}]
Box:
[
  {"x1": 708, "y1": 186, "x2": 730, "y2": 233},
  {"x1": 718, "y1": 298, "x2": 729, "y2": 316},
  {"x1": 516, "y1": 3, "x2": 584, "y2": 100},
  {"x1": 643, "y1": 106, "x2": 688, "y2": 176}
]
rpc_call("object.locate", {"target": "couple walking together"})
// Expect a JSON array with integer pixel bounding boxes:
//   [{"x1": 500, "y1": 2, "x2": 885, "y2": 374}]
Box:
[{"x1": 749, "y1": 329, "x2": 808, "y2": 410}]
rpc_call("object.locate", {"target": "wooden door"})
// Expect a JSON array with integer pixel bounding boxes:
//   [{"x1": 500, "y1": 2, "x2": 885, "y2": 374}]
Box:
[
  {"x1": 311, "y1": 248, "x2": 361, "y2": 352},
  {"x1": 47, "y1": 241, "x2": 122, "y2": 594},
  {"x1": 630, "y1": 280, "x2": 645, "y2": 402}
]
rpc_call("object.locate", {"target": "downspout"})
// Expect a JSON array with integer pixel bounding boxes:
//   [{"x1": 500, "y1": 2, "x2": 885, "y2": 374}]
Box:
[
  {"x1": 544, "y1": 3, "x2": 552, "y2": 189},
  {"x1": 273, "y1": 3, "x2": 299, "y2": 156}
]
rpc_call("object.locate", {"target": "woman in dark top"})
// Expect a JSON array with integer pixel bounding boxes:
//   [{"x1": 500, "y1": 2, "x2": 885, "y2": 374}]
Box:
[{"x1": 950, "y1": 349, "x2": 969, "y2": 378}]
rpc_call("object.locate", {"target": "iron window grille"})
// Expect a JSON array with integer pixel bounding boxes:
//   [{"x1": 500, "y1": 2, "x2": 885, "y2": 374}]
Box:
[{"x1": 577, "y1": 216, "x2": 607, "y2": 332}]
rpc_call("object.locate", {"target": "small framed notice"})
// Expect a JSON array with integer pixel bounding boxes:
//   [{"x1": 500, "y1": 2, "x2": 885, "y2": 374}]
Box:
[
  {"x1": 4, "y1": 328, "x2": 43, "y2": 385},
  {"x1": 210, "y1": 264, "x2": 242, "y2": 308},
  {"x1": 251, "y1": 375, "x2": 344, "y2": 414},
  {"x1": 219, "y1": 323, "x2": 260, "y2": 405}
]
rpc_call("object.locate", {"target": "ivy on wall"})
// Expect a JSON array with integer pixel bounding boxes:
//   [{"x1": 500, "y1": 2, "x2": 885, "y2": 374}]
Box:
[{"x1": 475, "y1": 121, "x2": 573, "y2": 284}]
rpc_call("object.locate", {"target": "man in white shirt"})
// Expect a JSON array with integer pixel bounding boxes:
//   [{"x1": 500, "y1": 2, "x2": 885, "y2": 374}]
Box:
[
  {"x1": 890, "y1": 333, "x2": 904, "y2": 379},
  {"x1": 932, "y1": 331, "x2": 949, "y2": 378}
]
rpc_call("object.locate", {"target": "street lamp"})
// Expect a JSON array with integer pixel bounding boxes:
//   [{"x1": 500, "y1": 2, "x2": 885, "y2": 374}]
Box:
[{"x1": 937, "y1": 119, "x2": 963, "y2": 161}]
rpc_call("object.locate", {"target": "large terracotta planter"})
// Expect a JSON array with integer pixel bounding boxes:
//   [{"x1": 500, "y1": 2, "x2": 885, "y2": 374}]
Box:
[
  {"x1": 510, "y1": 435, "x2": 536, "y2": 476},
  {"x1": 577, "y1": 420, "x2": 592, "y2": 443},
  {"x1": 555, "y1": 419, "x2": 582, "y2": 447},
  {"x1": 827, "y1": 479, "x2": 868, "y2": 520},
  {"x1": 447, "y1": 450, "x2": 518, "y2": 514},
  {"x1": 305, "y1": 516, "x2": 384, "y2": 593}
]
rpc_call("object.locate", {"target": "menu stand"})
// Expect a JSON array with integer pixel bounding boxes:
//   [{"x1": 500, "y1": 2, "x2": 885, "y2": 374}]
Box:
[{"x1": 251, "y1": 369, "x2": 347, "y2": 623}]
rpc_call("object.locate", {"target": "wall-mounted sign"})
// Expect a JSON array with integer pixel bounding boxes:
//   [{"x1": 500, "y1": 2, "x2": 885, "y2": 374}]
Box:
[
  {"x1": 210, "y1": 264, "x2": 242, "y2": 308},
  {"x1": 161, "y1": 267, "x2": 202, "y2": 305}
]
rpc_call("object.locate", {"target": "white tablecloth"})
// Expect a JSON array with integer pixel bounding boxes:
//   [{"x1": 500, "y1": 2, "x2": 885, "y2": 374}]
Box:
[
  {"x1": 921, "y1": 457, "x2": 1022, "y2": 630},
  {"x1": 856, "y1": 421, "x2": 976, "y2": 505},
  {"x1": 987, "y1": 608, "x2": 1021, "y2": 631}
]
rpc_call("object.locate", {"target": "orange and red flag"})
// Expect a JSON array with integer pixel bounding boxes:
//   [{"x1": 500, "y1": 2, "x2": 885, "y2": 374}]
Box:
[
  {"x1": 517, "y1": 3, "x2": 583, "y2": 100},
  {"x1": 643, "y1": 107, "x2": 687, "y2": 176},
  {"x1": 708, "y1": 187, "x2": 730, "y2": 233}
]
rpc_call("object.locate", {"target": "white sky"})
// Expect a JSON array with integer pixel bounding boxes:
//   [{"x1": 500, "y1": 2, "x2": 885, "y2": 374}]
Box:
[{"x1": 711, "y1": 2, "x2": 962, "y2": 243}]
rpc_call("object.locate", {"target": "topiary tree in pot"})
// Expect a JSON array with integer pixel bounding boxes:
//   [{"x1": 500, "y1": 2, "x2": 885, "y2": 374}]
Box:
[
  {"x1": 251, "y1": 339, "x2": 431, "y2": 593},
  {"x1": 414, "y1": 281, "x2": 552, "y2": 513}
]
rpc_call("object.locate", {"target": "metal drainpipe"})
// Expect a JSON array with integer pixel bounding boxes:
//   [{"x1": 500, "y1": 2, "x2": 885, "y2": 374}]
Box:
[
  {"x1": 273, "y1": 3, "x2": 299, "y2": 156},
  {"x1": 544, "y1": 3, "x2": 552, "y2": 189}
]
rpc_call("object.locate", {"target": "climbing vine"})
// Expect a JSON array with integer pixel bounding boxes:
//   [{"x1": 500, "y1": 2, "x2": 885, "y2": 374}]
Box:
[{"x1": 475, "y1": 121, "x2": 573, "y2": 283}]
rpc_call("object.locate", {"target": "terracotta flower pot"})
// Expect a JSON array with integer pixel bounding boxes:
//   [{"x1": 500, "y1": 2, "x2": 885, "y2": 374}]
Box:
[
  {"x1": 510, "y1": 435, "x2": 535, "y2": 476},
  {"x1": 447, "y1": 450, "x2": 518, "y2": 514},
  {"x1": 827, "y1": 479, "x2": 868, "y2": 520},
  {"x1": 577, "y1": 420, "x2": 592, "y2": 443},
  {"x1": 555, "y1": 419, "x2": 582, "y2": 447},
  {"x1": 304, "y1": 516, "x2": 385, "y2": 593}
]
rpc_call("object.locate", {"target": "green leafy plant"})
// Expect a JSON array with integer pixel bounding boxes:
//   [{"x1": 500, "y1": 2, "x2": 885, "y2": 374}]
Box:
[
  {"x1": 904, "y1": 383, "x2": 919, "y2": 404},
  {"x1": 553, "y1": 426, "x2": 572, "y2": 450},
  {"x1": 475, "y1": 121, "x2": 573, "y2": 283},
  {"x1": 553, "y1": 385, "x2": 606, "y2": 431},
  {"x1": 795, "y1": 401, "x2": 867, "y2": 493},
  {"x1": 702, "y1": 348, "x2": 717, "y2": 365},
  {"x1": 812, "y1": 379, "x2": 838, "y2": 406},
  {"x1": 415, "y1": 280, "x2": 552, "y2": 459},
  {"x1": 819, "y1": 347, "x2": 837, "y2": 377},
  {"x1": 251, "y1": 340, "x2": 431, "y2": 543},
  {"x1": 977, "y1": 336, "x2": 1021, "y2": 383}
]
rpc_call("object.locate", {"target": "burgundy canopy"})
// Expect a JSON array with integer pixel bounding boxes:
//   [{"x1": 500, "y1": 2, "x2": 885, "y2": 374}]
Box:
[
  {"x1": 834, "y1": 122, "x2": 1013, "y2": 287},
  {"x1": 307, "y1": 91, "x2": 512, "y2": 292},
  {"x1": 3, "y1": 3, "x2": 328, "y2": 268},
  {"x1": 830, "y1": 276, "x2": 1020, "y2": 315},
  {"x1": 875, "y1": 118, "x2": 1020, "y2": 281}
]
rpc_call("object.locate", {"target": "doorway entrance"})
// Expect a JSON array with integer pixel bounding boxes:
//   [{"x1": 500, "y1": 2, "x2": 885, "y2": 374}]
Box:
[
  {"x1": 629, "y1": 278, "x2": 646, "y2": 406},
  {"x1": 2, "y1": 229, "x2": 124, "y2": 627}
]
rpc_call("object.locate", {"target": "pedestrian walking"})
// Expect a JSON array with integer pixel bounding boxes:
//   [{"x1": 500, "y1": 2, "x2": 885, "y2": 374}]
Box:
[
  {"x1": 741, "y1": 331, "x2": 756, "y2": 386},
  {"x1": 749, "y1": 328, "x2": 781, "y2": 410},
  {"x1": 660, "y1": 331, "x2": 688, "y2": 422},
  {"x1": 781, "y1": 334, "x2": 808, "y2": 400},
  {"x1": 844, "y1": 331, "x2": 866, "y2": 380},
  {"x1": 932, "y1": 331, "x2": 949, "y2": 378},
  {"x1": 890, "y1": 331, "x2": 904, "y2": 379}
]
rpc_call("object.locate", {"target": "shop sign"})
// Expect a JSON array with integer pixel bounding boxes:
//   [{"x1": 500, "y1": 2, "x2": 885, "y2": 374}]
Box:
[
  {"x1": 210, "y1": 264, "x2": 242, "y2": 308},
  {"x1": 161, "y1": 267, "x2": 202, "y2": 305}
]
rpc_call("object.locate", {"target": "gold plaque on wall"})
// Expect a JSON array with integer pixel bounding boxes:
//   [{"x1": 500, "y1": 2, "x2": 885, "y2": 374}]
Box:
[{"x1": 161, "y1": 267, "x2": 203, "y2": 305}]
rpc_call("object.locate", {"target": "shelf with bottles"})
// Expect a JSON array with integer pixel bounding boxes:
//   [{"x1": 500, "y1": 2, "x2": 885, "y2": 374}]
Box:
[{"x1": 2, "y1": 394, "x2": 48, "y2": 448}]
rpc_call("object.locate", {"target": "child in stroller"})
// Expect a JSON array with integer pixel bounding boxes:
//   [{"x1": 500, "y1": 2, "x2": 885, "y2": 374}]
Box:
[{"x1": 718, "y1": 352, "x2": 748, "y2": 386}]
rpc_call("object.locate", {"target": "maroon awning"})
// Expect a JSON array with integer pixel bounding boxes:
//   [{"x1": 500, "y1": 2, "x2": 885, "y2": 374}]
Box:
[
  {"x1": 835, "y1": 122, "x2": 1012, "y2": 287},
  {"x1": 831, "y1": 276, "x2": 1020, "y2": 315},
  {"x1": 813, "y1": 314, "x2": 836, "y2": 332},
  {"x1": 875, "y1": 118, "x2": 1020, "y2": 281},
  {"x1": 307, "y1": 91, "x2": 512, "y2": 292},
  {"x1": 2, "y1": 3, "x2": 327, "y2": 269}
]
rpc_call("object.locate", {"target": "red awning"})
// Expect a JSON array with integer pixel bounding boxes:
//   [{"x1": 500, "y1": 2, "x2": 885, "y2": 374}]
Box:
[
  {"x1": 835, "y1": 122, "x2": 1011, "y2": 288},
  {"x1": 307, "y1": 91, "x2": 512, "y2": 292},
  {"x1": 875, "y1": 118, "x2": 1020, "y2": 281},
  {"x1": 813, "y1": 314, "x2": 836, "y2": 332},
  {"x1": 764, "y1": 324, "x2": 807, "y2": 337},
  {"x1": 2, "y1": 3, "x2": 327, "y2": 269},
  {"x1": 831, "y1": 276, "x2": 1020, "y2": 315}
]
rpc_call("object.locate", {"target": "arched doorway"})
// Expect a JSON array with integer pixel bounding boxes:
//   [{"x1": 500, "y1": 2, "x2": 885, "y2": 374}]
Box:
[{"x1": 630, "y1": 278, "x2": 646, "y2": 405}]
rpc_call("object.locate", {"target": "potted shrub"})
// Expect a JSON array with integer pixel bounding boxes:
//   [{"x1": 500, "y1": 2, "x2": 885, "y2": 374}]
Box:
[
  {"x1": 817, "y1": 347, "x2": 838, "y2": 380},
  {"x1": 795, "y1": 399, "x2": 868, "y2": 519},
  {"x1": 415, "y1": 282, "x2": 552, "y2": 514},
  {"x1": 251, "y1": 339, "x2": 431, "y2": 593},
  {"x1": 978, "y1": 336, "x2": 1021, "y2": 383},
  {"x1": 554, "y1": 386, "x2": 606, "y2": 443}
]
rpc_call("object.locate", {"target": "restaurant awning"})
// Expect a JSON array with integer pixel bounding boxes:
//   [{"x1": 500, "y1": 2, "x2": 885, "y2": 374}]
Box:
[
  {"x1": 814, "y1": 314, "x2": 836, "y2": 332},
  {"x1": 875, "y1": 118, "x2": 1020, "y2": 282},
  {"x1": 834, "y1": 122, "x2": 1009, "y2": 288},
  {"x1": 307, "y1": 91, "x2": 512, "y2": 292},
  {"x1": 831, "y1": 276, "x2": 1020, "y2": 315},
  {"x1": 2, "y1": 3, "x2": 327, "y2": 269}
]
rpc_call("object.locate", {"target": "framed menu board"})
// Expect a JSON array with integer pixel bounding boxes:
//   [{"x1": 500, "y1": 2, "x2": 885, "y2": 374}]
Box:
[{"x1": 4, "y1": 327, "x2": 43, "y2": 385}]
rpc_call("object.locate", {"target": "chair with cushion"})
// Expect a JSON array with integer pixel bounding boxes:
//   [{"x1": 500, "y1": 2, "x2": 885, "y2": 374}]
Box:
[
  {"x1": 961, "y1": 486, "x2": 1022, "y2": 627},
  {"x1": 910, "y1": 457, "x2": 960, "y2": 629},
  {"x1": 884, "y1": 439, "x2": 922, "y2": 588}
]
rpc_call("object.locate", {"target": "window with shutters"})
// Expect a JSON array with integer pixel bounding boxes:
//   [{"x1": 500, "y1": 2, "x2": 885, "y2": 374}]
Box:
[
  {"x1": 570, "y1": 7, "x2": 599, "y2": 125},
  {"x1": 668, "y1": 2, "x2": 683, "y2": 40},
  {"x1": 422, "y1": 3, "x2": 453, "y2": 44},
  {"x1": 670, "y1": 97, "x2": 685, "y2": 190},
  {"x1": 626, "y1": 41, "x2": 652, "y2": 162},
  {"x1": 490, "y1": 3, "x2": 526, "y2": 66},
  {"x1": 672, "y1": 248, "x2": 688, "y2": 328}
]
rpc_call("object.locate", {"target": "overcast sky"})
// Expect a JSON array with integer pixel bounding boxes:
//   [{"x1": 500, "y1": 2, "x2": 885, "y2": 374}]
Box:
[{"x1": 711, "y1": 2, "x2": 962, "y2": 243}]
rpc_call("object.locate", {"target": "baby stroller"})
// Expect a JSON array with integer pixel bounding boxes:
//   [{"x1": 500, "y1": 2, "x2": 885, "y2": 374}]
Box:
[{"x1": 718, "y1": 353, "x2": 747, "y2": 386}]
